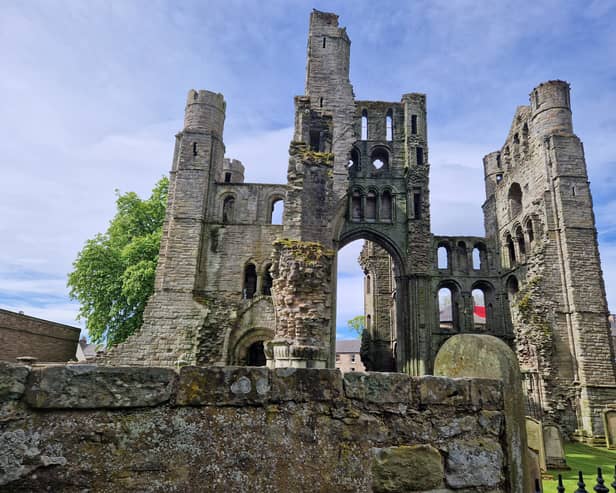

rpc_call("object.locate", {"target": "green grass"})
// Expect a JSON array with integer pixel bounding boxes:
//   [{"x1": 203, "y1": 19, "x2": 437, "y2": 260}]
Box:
[{"x1": 542, "y1": 443, "x2": 616, "y2": 490}]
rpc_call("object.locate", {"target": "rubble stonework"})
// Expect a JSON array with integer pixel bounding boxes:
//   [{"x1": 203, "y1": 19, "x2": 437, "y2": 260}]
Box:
[
  {"x1": 102, "y1": 10, "x2": 616, "y2": 440},
  {"x1": 0, "y1": 363, "x2": 511, "y2": 492},
  {"x1": 267, "y1": 239, "x2": 334, "y2": 368}
]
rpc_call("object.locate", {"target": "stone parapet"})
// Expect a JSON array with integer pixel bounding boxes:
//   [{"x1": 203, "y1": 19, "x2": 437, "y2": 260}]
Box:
[{"x1": 0, "y1": 363, "x2": 510, "y2": 492}]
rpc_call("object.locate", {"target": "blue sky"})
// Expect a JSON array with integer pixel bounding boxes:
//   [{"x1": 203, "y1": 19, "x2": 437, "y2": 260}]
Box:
[{"x1": 1, "y1": 1, "x2": 615, "y2": 341}]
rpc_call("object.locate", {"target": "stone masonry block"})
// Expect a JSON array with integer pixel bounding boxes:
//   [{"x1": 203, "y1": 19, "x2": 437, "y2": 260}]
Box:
[
  {"x1": 270, "y1": 368, "x2": 342, "y2": 402},
  {"x1": 24, "y1": 365, "x2": 177, "y2": 409},
  {"x1": 343, "y1": 372, "x2": 414, "y2": 404},
  {"x1": 470, "y1": 379, "x2": 503, "y2": 410},
  {"x1": 445, "y1": 438, "x2": 504, "y2": 489},
  {"x1": 175, "y1": 366, "x2": 270, "y2": 406},
  {"x1": 418, "y1": 376, "x2": 471, "y2": 407},
  {"x1": 371, "y1": 444, "x2": 444, "y2": 492},
  {"x1": 0, "y1": 363, "x2": 30, "y2": 402}
]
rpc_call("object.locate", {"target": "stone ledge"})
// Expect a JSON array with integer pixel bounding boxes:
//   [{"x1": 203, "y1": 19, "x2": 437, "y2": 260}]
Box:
[
  {"x1": 24, "y1": 365, "x2": 177, "y2": 409},
  {"x1": 0, "y1": 364, "x2": 505, "y2": 412},
  {"x1": 175, "y1": 366, "x2": 269, "y2": 406},
  {"x1": 418, "y1": 376, "x2": 472, "y2": 406},
  {"x1": 0, "y1": 363, "x2": 30, "y2": 402},
  {"x1": 343, "y1": 371, "x2": 414, "y2": 403}
]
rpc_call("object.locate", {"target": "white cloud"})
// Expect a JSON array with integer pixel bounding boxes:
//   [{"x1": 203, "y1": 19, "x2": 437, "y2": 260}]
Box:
[{"x1": 226, "y1": 127, "x2": 293, "y2": 184}]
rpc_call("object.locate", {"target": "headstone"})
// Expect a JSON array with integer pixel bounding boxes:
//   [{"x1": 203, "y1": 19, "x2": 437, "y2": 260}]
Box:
[
  {"x1": 525, "y1": 417, "x2": 546, "y2": 471},
  {"x1": 603, "y1": 409, "x2": 616, "y2": 449},
  {"x1": 434, "y1": 334, "x2": 530, "y2": 493},
  {"x1": 527, "y1": 448, "x2": 542, "y2": 492},
  {"x1": 543, "y1": 424, "x2": 568, "y2": 469}
]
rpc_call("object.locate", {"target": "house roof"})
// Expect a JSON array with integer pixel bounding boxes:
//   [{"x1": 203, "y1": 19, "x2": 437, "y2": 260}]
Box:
[{"x1": 336, "y1": 339, "x2": 360, "y2": 353}]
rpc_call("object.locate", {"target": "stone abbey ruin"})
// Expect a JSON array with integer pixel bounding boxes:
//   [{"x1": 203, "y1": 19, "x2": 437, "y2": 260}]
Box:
[
  {"x1": 103, "y1": 9, "x2": 616, "y2": 440},
  {"x1": 3, "y1": 9, "x2": 616, "y2": 492}
]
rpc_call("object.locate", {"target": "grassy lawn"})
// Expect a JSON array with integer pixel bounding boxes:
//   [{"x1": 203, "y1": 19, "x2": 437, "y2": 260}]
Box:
[{"x1": 542, "y1": 442, "x2": 616, "y2": 491}]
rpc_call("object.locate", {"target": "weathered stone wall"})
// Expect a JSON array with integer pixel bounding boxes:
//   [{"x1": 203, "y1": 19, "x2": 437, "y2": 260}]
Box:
[
  {"x1": 1, "y1": 363, "x2": 510, "y2": 492},
  {"x1": 482, "y1": 81, "x2": 616, "y2": 438},
  {"x1": 0, "y1": 309, "x2": 80, "y2": 363}
]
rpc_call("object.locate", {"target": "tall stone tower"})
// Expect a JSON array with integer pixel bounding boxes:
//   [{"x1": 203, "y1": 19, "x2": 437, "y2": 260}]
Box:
[{"x1": 483, "y1": 80, "x2": 616, "y2": 438}]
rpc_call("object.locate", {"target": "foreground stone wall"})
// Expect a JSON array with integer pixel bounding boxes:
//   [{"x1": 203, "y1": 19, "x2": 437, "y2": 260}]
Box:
[{"x1": 1, "y1": 363, "x2": 510, "y2": 492}]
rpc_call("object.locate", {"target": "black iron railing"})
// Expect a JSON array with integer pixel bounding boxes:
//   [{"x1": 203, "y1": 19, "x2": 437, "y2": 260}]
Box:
[{"x1": 535, "y1": 466, "x2": 616, "y2": 492}]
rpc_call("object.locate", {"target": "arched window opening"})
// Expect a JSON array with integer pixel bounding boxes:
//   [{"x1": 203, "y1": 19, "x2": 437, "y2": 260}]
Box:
[
  {"x1": 247, "y1": 341, "x2": 266, "y2": 366},
  {"x1": 506, "y1": 234, "x2": 516, "y2": 267},
  {"x1": 222, "y1": 196, "x2": 235, "y2": 224},
  {"x1": 522, "y1": 123, "x2": 529, "y2": 142},
  {"x1": 472, "y1": 248, "x2": 481, "y2": 270},
  {"x1": 386, "y1": 109, "x2": 393, "y2": 141},
  {"x1": 351, "y1": 191, "x2": 362, "y2": 220},
  {"x1": 508, "y1": 182, "x2": 523, "y2": 219},
  {"x1": 381, "y1": 190, "x2": 392, "y2": 220},
  {"x1": 366, "y1": 191, "x2": 377, "y2": 220},
  {"x1": 361, "y1": 110, "x2": 368, "y2": 140},
  {"x1": 438, "y1": 287, "x2": 456, "y2": 330},
  {"x1": 456, "y1": 241, "x2": 467, "y2": 271},
  {"x1": 262, "y1": 264, "x2": 273, "y2": 296},
  {"x1": 526, "y1": 219, "x2": 534, "y2": 246},
  {"x1": 270, "y1": 199, "x2": 284, "y2": 225},
  {"x1": 411, "y1": 114, "x2": 418, "y2": 135},
  {"x1": 310, "y1": 130, "x2": 321, "y2": 151},
  {"x1": 416, "y1": 147, "x2": 424, "y2": 166},
  {"x1": 243, "y1": 264, "x2": 257, "y2": 299},
  {"x1": 371, "y1": 148, "x2": 389, "y2": 170},
  {"x1": 473, "y1": 243, "x2": 488, "y2": 270},
  {"x1": 193, "y1": 142, "x2": 198, "y2": 156},
  {"x1": 472, "y1": 288, "x2": 486, "y2": 330},
  {"x1": 413, "y1": 190, "x2": 422, "y2": 219},
  {"x1": 507, "y1": 276, "x2": 519, "y2": 297},
  {"x1": 365, "y1": 274, "x2": 371, "y2": 294},
  {"x1": 513, "y1": 133, "x2": 520, "y2": 144},
  {"x1": 348, "y1": 148, "x2": 360, "y2": 169},
  {"x1": 516, "y1": 226, "x2": 526, "y2": 256},
  {"x1": 437, "y1": 245, "x2": 449, "y2": 269}
]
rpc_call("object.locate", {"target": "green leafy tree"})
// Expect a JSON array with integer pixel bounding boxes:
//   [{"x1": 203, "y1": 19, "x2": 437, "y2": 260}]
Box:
[
  {"x1": 68, "y1": 177, "x2": 168, "y2": 346},
  {"x1": 347, "y1": 315, "x2": 365, "y2": 337}
]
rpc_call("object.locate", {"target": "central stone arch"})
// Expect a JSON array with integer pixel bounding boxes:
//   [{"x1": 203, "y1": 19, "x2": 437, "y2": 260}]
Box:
[{"x1": 334, "y1": 225, "x2": 409, "y2": 372}]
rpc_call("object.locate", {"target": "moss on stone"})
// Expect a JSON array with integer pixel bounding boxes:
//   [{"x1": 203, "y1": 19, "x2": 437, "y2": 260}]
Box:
[{"x1": 273, "y1": 238, "x2": 334, "y2": 264}]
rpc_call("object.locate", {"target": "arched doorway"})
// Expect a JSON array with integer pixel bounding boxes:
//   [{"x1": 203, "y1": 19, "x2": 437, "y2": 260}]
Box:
[
  {"x1": 247, "y1": 341, "x2": 266, "y2": 366},
  {"x1": 334, "y1": 228, "x2": 408, "y2": 373}
]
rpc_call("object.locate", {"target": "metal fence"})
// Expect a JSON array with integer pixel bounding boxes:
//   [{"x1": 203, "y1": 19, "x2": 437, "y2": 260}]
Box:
[{"x1": 537, "y1": 466, "x2": 616, "y2": 492}]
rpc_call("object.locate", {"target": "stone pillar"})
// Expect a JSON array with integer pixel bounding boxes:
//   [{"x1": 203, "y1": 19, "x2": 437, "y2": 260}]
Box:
[{"x1": 266, "y1": 239, "x2": 334, "y2": 368}]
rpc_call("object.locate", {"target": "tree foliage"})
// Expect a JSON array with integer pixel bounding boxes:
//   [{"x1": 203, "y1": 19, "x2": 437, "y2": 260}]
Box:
[
  {"x1": 347, "y1": 315, "x2": 365, "y2": 337},
  {"x1": 68, "y1": 177, "x2": 168, "y2": 346}
]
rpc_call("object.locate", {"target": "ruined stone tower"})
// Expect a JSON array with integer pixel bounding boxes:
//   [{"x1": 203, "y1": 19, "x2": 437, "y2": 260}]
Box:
[
  {"x1": 482, "y1": 80, "x2": 616, "y2": 438},
  {"x1": 105, "y1": 10, "x2": 616, "y2": 441}
]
